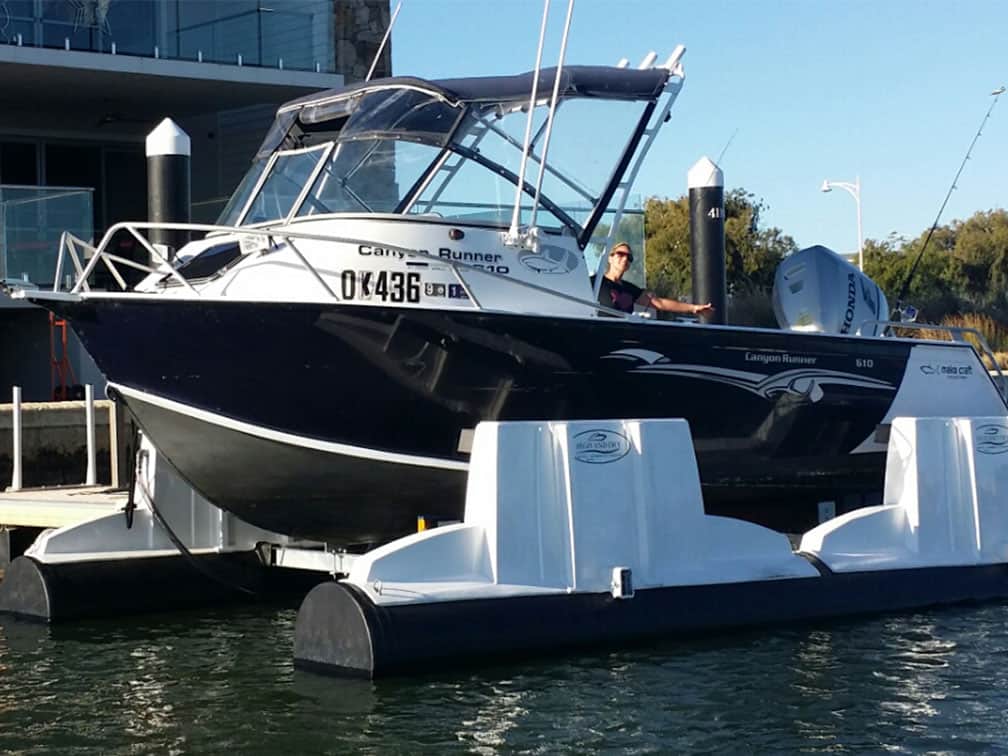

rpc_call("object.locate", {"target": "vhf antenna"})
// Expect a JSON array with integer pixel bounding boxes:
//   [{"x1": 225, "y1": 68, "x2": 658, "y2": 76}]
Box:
[{"x1": 365, "y1": 0, "x2": 402, "y2": 82}]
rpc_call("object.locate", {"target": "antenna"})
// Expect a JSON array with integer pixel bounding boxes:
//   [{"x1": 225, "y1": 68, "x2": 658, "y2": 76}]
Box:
[
  {"x1": 507, "y1": 0, "x2": 551, "y2": 242},
  {"x1": 529, "y1": 0, "x2": 576, "y2": 231},
  {"x1": 365, "y1": 0, "x2": 402, "y2": 82},
  {"x1": 894, "y1": 86, "x2": 1004, "y2": 313}
]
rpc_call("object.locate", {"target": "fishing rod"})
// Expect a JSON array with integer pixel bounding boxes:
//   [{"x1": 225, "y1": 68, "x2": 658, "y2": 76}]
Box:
[
  {"x1": 716, "y1": 127, "x2": 739, "y2": 165},
  {"x1": 892, "y1": 85, "x2": 1005, "y2": 319}
]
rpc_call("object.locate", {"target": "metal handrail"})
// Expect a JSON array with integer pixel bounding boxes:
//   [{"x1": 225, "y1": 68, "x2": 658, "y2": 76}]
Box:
[
  {"x1": 60, "y1": 219, "x2": 637, "y2": 321},
  {"x1": 69, "y1": 220, "x2": 480, "y2": 303},
  {"x1": 53, "y1": 232, "x2": 95, "y2": 293},
  {"x1": 857, "y1": 319, "x2": 1007, "y2": 400},
  {"x1": 2, "y1": 188, "x2": 93, "y2": 208}
]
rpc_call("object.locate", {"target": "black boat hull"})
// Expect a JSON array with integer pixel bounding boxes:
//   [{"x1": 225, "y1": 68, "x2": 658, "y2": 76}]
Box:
[{"x1": 39, "y1": 297, "x2": 1004, "y2": 543}]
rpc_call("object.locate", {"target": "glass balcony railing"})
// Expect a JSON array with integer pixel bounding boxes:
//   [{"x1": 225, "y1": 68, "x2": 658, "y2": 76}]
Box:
[
  {"x1": 0, "y1": 185, "x2": 94, "y2": 288},
  {"x1": 0, "y1": 0, "x2": 336, "y2": 74}
]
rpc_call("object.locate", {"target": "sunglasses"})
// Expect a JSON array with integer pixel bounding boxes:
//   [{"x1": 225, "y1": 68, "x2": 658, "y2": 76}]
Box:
[{"x1": 611, "y1": 251, "x2": 634, "y2": 263}]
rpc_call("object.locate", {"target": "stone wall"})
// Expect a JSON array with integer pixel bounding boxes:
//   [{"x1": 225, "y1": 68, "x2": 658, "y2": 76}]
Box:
[{"x1": 333, "y1": 0, "x2": 393, "y2": 83}]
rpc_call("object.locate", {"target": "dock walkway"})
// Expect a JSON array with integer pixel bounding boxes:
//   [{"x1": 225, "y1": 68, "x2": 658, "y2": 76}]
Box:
[
  {"x1": 1, "y1": 485, "x2": 126, "y2": 581},
  {"x1": 0, "y1": 485, "x2": 126, "y2": 529}
]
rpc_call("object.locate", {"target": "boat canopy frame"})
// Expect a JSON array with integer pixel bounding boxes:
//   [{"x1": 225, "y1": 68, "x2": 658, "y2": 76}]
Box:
[{"x1": 235, "y1": 63, "x2": 684, "y2": 249}]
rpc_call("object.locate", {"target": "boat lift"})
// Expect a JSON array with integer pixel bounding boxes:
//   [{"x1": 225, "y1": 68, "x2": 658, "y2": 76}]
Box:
[{"x1": 4, "y1": 411, "x2": 1008, "y2": 682}]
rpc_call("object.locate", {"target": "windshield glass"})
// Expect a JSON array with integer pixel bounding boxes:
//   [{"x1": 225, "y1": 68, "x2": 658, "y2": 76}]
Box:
[
  {"x1": 298, "y1": 139, "x2": 442, "y2": 215},
  {"x1": 241, "y1": 146, "x2": 328, "y2": 224},
  {"x1": 341, "y1": 88, "x2": 460, "y2": 143},
  {"x1": 217, "y1": 158, "x2": 267, "y2": 226},
  {"x1": 408, "y1": 98, "x2": 646, "y2": 231},
  {"x1": 224, "y1": 86, "x2": 650, "y2": 233}
]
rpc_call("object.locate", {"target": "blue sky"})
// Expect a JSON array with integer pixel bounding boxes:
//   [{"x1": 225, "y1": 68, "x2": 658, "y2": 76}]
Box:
[{"x1": 392, "y1": 0, "x2": 1007, "y2": 254}]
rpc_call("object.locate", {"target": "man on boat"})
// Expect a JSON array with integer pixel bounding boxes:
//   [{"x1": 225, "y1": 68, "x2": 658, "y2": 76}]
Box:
[{"x1": 594, "y1": 242, "x2": 714, "y2": 316}]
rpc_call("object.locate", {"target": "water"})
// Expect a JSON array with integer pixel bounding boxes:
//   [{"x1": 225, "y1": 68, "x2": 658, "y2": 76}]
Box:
[{"x1": 3, "y1": 602, "x2": 1008, "y2": 754}]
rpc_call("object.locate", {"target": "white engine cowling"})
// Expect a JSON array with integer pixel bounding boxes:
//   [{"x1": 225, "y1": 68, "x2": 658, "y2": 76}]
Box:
[{"x1": 772, "y1": 245, "x2": 889, "y2": 336}]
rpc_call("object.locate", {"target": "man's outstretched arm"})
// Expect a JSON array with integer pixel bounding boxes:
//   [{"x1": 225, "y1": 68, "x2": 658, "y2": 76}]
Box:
[{"x1": 638, "y1": 291, "x2": 714, "y2": 315}]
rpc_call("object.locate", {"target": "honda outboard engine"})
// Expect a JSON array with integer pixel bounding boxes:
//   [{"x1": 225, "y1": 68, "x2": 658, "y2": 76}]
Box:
[{"x1": 772, "y1": 245, "x2": 889, "y2": 337}]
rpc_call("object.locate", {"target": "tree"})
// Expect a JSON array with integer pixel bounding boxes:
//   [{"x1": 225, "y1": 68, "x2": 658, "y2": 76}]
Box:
[
  {"x1": 950, "y1": 209, "x2": 1008, "y2": 316},
  {"x1": 642, "y1": 195, "x2": 690, "y2": 297},
  {"x1": 642, "y1": 189, "x2": 797, "y2": 299},
  {"x1": 640, "y1": 190, "x2": 1008, "y2": 328},
  {"x1": 863, "y1": 209, "x2": 1008, "y2": 322},
  {"x1": 723, "y1": 189, "x2": 796, "y2": 292}
]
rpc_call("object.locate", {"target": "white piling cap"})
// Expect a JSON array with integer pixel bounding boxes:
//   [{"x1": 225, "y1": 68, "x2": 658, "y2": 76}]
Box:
[
  {"x1": 687, "y1": 156, "x2": 723, "y2": 189},
  {"x1": 146, "y1": 118, "x2": 191, "y2": 157}
]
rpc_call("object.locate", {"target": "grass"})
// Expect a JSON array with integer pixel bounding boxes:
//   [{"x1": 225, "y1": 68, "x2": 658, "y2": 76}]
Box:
[
  {"x1": 727, "y1": 287, "x2": 778, "y2": 328},
  {"x1": 911, "y1": 313, "x2": 1008, "y2": 370}
]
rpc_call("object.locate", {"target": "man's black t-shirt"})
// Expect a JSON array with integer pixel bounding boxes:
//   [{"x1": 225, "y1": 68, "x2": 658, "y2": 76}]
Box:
[{"x1": 592, "y1": 275, "x2": 643, "y2": 313}]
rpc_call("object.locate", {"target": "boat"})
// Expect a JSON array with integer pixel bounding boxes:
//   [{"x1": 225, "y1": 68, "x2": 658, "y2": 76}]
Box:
[{"x1": 14, "y1": 49, "x2": 1007, "y2": 545}]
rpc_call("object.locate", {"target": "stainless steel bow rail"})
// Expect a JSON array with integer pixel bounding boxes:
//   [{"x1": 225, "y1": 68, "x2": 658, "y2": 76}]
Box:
[{"x1": 51, "y1": 220, "x2": 641, "y2": 319}]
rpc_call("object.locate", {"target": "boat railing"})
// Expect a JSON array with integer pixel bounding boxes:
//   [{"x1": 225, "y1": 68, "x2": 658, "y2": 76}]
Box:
[
  {"x1": 54, "y1": 220, "x2": 638, "y2": 321},
  {"x1": 857, "y1": 319, "x2": 1007, "y2": 401},
  {"x1": 53, "y1": 231, "x2": 97, "y2": 293}
]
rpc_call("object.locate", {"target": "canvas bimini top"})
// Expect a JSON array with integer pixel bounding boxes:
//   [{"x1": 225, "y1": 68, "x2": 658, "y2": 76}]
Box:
[
  {"x1": 219, "y1": 63, "x2": 682, "y2": 247},
  {"x1": 280, "y1": 66, "x2": 672, "y2": 113}
]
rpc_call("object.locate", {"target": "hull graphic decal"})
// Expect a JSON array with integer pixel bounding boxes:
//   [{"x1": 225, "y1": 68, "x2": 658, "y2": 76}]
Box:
[{"x1": 602, "y1": 350, "x2": 894, "y2": 403}]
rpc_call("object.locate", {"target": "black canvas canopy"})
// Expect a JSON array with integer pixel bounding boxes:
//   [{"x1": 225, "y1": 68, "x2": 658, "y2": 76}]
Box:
[{"x1": 279, "y1": 65, "x2": 670, "y2": 115}]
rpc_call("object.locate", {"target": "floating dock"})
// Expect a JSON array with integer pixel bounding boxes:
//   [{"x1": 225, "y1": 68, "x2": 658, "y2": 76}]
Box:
[
  {"x1": 294, "y1": 416, "x2": 1008, "y2": 678},
  {"x1": 0, "y1": 485, "x2": 126, "y2": 581},
  {"x1": 5, "y1": 415, "x2": 1008, "y2": 679},
  {"x1": 0, "y1": 435, "x2": 326, "y2": 619},
  {"x1": 0, "y1": 485, "x2": 125, "y2": 529}
]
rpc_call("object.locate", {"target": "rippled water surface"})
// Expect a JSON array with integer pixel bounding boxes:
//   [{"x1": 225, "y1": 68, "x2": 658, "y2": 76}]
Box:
[{"x1": 3, "y1": 602, "x2": 1008, "y2": 754}]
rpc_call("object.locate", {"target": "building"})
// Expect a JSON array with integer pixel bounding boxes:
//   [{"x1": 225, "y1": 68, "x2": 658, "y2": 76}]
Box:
[{"x1": 0, "y1": 0, "x2": 391, "y2": 400}]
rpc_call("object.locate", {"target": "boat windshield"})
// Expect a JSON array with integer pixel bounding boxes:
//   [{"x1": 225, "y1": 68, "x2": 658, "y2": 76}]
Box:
[
  {"x1": 222, "y1": 83, "x2": 652, "y2": 240},
  {"x1": 408, "y1": 98, "x2": 647, "y2": 232},
  {"x1": 218, "y1": 158, "x2": 267, "y2": 226}
]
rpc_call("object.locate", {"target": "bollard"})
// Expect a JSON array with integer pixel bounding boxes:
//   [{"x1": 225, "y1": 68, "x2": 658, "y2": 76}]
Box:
[
  {"x1": 10, "y1": 386, "x2": 22, "y2": 491},
  {"x1": 146, "y1": 118, "x2": 192, "y2": 261},
  {"x1": 85, "y1": 384, "x2": 96, "y2": 486},
  {"x1": 108, "y1": 399, "x2": 120, "y2": 489},
  {"x1": 688, "y1": 156, "x2": 727, "y2": 325}
]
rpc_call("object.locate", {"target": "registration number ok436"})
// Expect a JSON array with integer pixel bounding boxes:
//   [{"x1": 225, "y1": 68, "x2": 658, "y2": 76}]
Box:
[{"x1": 340, "y1": 270, "x2": 421, "y2": 303}]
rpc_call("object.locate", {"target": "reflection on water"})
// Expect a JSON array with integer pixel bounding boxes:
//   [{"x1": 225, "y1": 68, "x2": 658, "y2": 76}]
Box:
[{"x1": 2, "y1": 603, "x2": 1008, "y2": 754}]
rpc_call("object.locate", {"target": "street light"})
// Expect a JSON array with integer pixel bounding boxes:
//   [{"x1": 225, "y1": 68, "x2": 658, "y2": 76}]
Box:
[{"x1": 820, "y1": 176, "x2": 863, "y2": 271}]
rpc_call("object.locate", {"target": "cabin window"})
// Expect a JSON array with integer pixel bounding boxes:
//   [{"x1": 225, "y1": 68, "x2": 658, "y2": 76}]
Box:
[
  {"x1": 340, "y1": 89, "x2": 460, "y2": 145},
  {"x1": 242, "y1": 145, "x2": 327, "y2": 224},
  {"x1": 224, "y1": 82, "x2": 653, "y2": 240},
  {"x1": 532, "y1": 98, "x2": 646, "y2": 223},
  {"x1": 298, "y1": 139, "x2": 441, "y2": 216},
  {"x1": 406, "y1": 99, "x2": 643, "y2": 233},
  {"x1": 408, "y1": 153, "x2": 566, "y2": 229},
  {"x1": 217, "y1": 158, "x2": 267, "y2": 226}
]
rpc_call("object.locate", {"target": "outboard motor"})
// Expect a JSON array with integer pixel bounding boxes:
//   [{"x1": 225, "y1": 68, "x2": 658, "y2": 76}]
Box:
[{"x1": 772, "y1": 245, "x2": 889, "y2": 337}]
